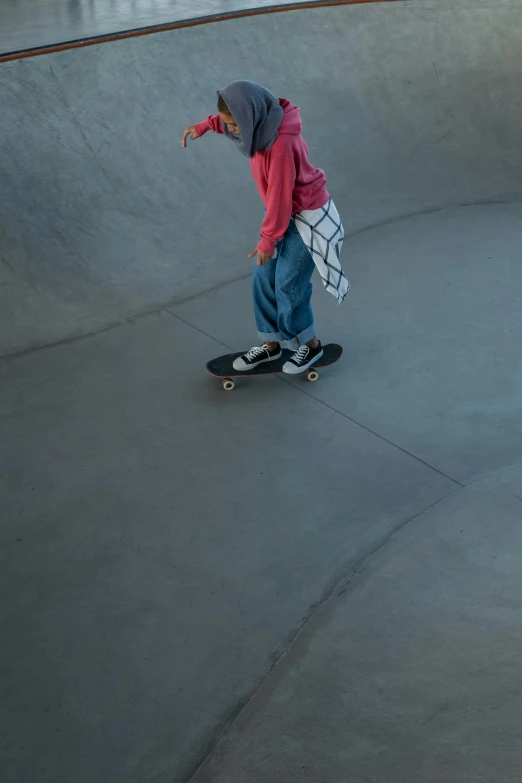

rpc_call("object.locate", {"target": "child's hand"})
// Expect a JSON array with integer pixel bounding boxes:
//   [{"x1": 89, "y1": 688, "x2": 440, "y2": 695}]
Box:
[
  {"x1": 249, "y1": 248, "x2": 272, "y2": 266},
  {"x1": 182, "y1": 126, "x2": 200, "y2": 148}
]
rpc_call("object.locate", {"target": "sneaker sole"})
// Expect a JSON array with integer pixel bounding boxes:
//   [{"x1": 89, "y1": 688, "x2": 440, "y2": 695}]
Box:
[{"x1": 282, "y1": 349, "x2": 323, "y2": 375}]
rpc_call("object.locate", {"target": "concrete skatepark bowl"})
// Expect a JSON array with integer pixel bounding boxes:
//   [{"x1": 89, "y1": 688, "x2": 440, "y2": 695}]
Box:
[{"x1": 1, "y1": 1, "x2": 522, "y2": 781}]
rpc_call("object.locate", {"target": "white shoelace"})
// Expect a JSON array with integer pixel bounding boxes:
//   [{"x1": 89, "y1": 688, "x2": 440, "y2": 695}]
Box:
[
  {"x1": 292, "y1": 346, "x2": 310, "y2": 364},
  {"x1": 245, "y1": 344, "x2": 270, "y2": 362}
]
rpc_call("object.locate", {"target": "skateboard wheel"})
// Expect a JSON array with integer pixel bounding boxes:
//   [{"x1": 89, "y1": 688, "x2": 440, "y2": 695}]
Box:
[
  {"x1": 307, "y1": 370, "x2": 320, "y2": 382},
  {"x1": 223, "y1": 379, "x2": 235, "y2": 391}
]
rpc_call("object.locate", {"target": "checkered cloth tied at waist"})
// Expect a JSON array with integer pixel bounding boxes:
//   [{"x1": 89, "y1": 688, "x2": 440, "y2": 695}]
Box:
[{"x1": 293, "y1": 198, "x2": 349, "y2": 304}]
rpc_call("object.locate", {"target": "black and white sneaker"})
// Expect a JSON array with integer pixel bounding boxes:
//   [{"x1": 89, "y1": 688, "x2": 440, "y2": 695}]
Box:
[
  {"x1": 232, "y1": 344, "x2": 282, "y2": 371},
  {"x1": 282, "y1": 342, "x2": 323, "y2": 374}
]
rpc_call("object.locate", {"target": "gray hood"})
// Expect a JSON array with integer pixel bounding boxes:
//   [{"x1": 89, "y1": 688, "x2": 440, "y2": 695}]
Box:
[{"x1": 217, "y1": 80, "x2": 283, "y2": 159}]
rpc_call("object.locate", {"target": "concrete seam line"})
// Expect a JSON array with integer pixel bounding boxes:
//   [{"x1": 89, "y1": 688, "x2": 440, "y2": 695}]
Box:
[
  {"x1": 279, "y1": 373, "x2": 463, "y2": 486},
  {"x1": 345, "y1": 198, "x2": 522, "y2": 243},
  {"x1": 181, "y1": 482, "x2": 463, "y2": 783},
  {"x1": 463, "y1": 459, "x2": 522, "y2": 489},
  {"x1": 0, "y1": 273, "x2": 252, "y2": 363},
  {"x1": 167, "y1": 305, "x2": 463, "y2": 488},
  {"x1": 2, "y1": 200, "x2": 520, "y2": 362},
  {"x1": 163, "y1": 309, "x2": 236, "y2": 356},
  {"x1": 0, "y1": 0, "x2": 407, "y2": 62}
]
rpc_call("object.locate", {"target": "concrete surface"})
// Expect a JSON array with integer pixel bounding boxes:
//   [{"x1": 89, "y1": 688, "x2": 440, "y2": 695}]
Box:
[
  {"x1": 1, "y1": 1, "x2": 522, "y2": 782},
  {"x1": 174, "y1": 203, "x2": 522, "y2": 486},
  {"x1": 2, "y1": 0, "x2": 522, "y2": 356},
  {"x1": 191, "y1": 471, "x2": 522, "y2": 783},
  {"x1": 0, "y1": 306, "x2": 457, "y2": 783}
]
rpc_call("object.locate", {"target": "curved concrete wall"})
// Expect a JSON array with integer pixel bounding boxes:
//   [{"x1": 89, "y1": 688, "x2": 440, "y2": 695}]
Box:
[
  {"x1": 0, "y1": 1, "x2": 320, "y2": 57},
  {"x1": 1, "y1": 0, "x2": 521, "y2": 356}
]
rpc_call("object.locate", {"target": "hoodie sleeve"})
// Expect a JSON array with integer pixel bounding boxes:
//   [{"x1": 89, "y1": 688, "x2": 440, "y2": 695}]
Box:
[
  {"x1": 257, "y1": 154, "x2": 296, "y2": 256},
  {"x1": 194, "y1": 114, "x2": 225, "y2": 137}
]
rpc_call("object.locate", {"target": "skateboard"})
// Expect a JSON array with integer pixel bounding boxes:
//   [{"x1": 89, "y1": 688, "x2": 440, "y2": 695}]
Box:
[{"x1": 206, "y1": 343, "x2": 342, "y2": 391}]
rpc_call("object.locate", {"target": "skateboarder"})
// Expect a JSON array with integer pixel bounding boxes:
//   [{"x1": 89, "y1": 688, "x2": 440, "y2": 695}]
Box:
[{"x1": 182, "y1": 80, "x2": 348, "y2": 374}]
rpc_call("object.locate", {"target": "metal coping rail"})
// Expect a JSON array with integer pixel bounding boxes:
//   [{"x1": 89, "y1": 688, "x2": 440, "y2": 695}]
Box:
[{"x1": 0, "y1": 1, "x2": 406, "y2": 63}]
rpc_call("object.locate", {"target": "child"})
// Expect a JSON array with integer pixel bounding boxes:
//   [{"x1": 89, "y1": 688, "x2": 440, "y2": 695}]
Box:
[{"x1": 182, "y1": 80, "x2": 348, "y2": 374}]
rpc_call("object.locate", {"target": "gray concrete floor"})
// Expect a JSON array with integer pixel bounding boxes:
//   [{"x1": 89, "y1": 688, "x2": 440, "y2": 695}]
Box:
[
  {"x1": 192, "y1": 471, "x2": 522, "y2": 783},
  {"x1": 2, "y1": 1, "x2": 522, "y2": 782},
  {"x1": 3, "y1": 202, "x2": 522, "y2": 782}
]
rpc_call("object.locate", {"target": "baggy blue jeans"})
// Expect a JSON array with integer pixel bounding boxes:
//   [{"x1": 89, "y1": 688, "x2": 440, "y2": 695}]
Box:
[{"x1": 252, "y1": 219, "x2": 316, "y2": 350}]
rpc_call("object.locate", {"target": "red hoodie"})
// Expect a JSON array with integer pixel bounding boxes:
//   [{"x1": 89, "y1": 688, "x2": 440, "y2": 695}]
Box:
[{"x1": 194, "y1": 99, "x2": 330, "y2": 255}]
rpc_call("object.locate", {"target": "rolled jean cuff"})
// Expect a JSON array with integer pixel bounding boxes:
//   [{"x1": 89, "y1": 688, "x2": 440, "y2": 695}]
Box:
[
  {"x1": 257, "y1": 330, "x2": 284, "y2": 344},
  {"x1": 257, "y1": 322, "x2": 316, "y2": 351}
]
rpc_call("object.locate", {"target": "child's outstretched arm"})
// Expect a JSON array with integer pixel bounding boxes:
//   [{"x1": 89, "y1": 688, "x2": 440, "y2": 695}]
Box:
[{"x1": 182, "y1": 114, "x2": 224, "y2": 147}]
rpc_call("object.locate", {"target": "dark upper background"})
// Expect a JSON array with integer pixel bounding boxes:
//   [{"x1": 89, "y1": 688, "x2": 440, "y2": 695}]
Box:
[{"x1": 0, "y1": 0, "x2": 327, "y2": 56}]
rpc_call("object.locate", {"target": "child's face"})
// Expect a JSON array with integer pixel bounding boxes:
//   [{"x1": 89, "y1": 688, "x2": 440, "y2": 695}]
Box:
[{"x1": 220, "y1": 112, "x2": 240, "y2": 136}]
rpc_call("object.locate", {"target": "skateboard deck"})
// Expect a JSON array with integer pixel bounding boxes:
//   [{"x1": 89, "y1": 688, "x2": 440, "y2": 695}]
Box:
[{"x1": 206, "y1": 343, "x2": 342, "y2": 390}]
